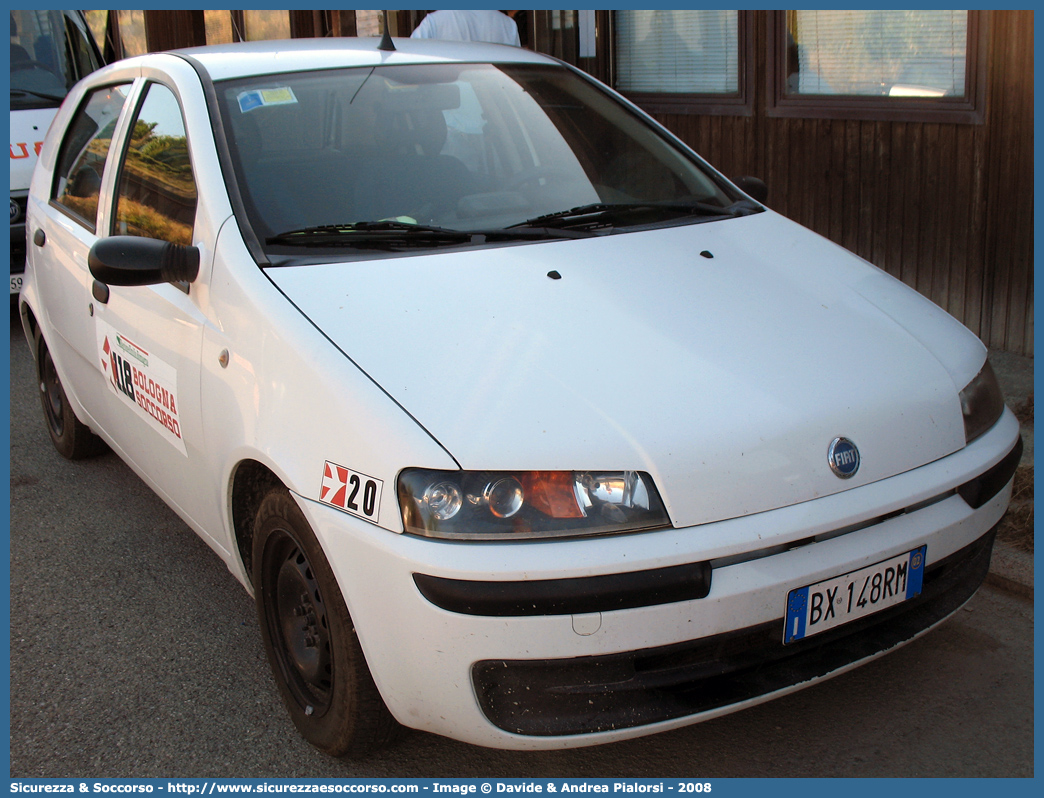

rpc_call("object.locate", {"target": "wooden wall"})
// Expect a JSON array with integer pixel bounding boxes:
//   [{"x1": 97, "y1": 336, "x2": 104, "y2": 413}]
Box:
[
  {"x1": 647, "y1": 10, "x2": 1033, "y2": 355},
  {"x1": 106, "y1": 9, "x2": 1035, "y2": 354}
]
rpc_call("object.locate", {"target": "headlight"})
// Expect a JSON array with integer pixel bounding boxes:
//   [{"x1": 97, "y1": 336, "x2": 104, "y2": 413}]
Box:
[
  {"x1": 397, "y1": 469, "x2": 671, "y2": 540},
  {"x1": 959, "y1": 360, "x2": 1006, "y2": 444}
]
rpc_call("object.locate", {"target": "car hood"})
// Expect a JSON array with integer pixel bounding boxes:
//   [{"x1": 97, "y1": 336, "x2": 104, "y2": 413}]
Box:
[{"x1": 266, "y1": 211, "x2": 984, "y2": 528}]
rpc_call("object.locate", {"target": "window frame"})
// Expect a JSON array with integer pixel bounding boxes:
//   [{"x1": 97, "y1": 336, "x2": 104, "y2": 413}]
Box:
[
  {"x1": 50, "y1": 82, "x2": 135, "y2": 233},
  {"x1": 765, "y1": 10, "x2": 987, "y2": 124},
  {"x1": 102, "y1": 77, "x2": 200, "y2": 295},
  {"x1": 110, "y1": 79, "x2": 199, "y2": 247},
  {"x1": 608, "y1": 9, "x2": 755, "y2": 117}
]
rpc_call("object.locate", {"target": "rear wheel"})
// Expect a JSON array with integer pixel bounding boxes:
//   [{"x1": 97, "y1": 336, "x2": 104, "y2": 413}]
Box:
[
  {"x1": 252, "y1": 488, "x2": 400, "y2": 758},
  {"x1": 36, "y1": 332, "x2": 107, "y2": 460}
]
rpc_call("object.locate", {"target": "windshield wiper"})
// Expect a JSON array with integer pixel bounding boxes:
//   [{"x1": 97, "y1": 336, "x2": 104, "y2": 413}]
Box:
[
  {"x1": 11, "y1": 88, "x2": 66, "y2": 104},
  {"x1": 266, "y1": 219, "x2": 597, "y2": 247},
  {"x1": 509, "y1": 199, "x2": 760, "y2": 231},
  {"x1": 267, "y1": 220, "x2": 473, "y2": 247}
]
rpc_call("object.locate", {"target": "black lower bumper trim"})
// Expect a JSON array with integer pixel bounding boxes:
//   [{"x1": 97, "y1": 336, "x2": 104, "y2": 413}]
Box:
[
  {"x1": 473, "y1": 528, "x2": 995, "y2": 736},
  {"x1": 958, "y1": 435, "x2": 1022, "y2": 509},
  {"x1": 414, "y1": 561, "x2": 711, "y2": 617}
]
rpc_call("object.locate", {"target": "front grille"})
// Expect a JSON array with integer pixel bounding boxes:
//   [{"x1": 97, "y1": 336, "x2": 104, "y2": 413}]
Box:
[
  {"x1": 11, "y1": 196, "x2": 27, "y2": 229},
  {"x1": 11, "y1": 196, "x2": 27, "y2": 278}
]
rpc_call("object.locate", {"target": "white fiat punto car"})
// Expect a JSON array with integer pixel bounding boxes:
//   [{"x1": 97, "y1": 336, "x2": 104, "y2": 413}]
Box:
[{"x1": 20, "y1": 38, "x2": 1021, "y2": 758}]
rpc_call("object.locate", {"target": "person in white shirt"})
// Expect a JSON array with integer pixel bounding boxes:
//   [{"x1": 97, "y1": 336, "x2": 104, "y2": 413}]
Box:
[{"x1": 411, "y1": 10, "x2": 521, "y2": 46}]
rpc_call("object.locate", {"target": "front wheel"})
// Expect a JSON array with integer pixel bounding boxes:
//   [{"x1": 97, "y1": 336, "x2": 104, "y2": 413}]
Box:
[{"x1": 252, "y1": 488, "x2": 400, "y2": 758}]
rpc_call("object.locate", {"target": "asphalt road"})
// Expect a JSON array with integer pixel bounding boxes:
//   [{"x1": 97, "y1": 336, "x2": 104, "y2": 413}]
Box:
[{"x1": 8, "y1": 316, "x2": 1035, "y2": 779}]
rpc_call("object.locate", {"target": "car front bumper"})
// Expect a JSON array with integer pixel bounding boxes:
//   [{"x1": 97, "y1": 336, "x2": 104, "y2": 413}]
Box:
[{"x1": 297, "y1": 410, "x2": 1020, "y2": 750}]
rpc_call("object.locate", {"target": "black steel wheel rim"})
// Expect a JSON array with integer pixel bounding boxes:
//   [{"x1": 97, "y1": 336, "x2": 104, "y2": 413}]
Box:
[
  {"x1": 263, "y1": 530, "x2": 334, "y2": 716},
  {"x1": 40, "y1": 348, "x2": 66, "y2": 438}
]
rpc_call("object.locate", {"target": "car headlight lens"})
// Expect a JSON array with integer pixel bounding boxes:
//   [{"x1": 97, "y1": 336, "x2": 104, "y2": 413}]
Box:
[
  {"x1": 397, "y1": 469, "x2": 671, "y2": 540},
  {"x1": 422, "y1": 480, "x2": 463, "y2": 521},
  {"x1": 959, "y1": 360, "x2": 1006, "y2": 444}
]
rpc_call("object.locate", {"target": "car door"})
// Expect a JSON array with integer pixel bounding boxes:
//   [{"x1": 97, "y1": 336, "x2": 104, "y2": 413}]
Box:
[
  {"x1": 85, "y1": 78, "x2": 216, "y2": 540},
  {"x1": 30, "y1": 81, "x2": 134, "y2": 402}
]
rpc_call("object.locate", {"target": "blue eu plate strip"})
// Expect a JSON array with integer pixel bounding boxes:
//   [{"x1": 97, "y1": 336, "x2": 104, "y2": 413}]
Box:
[
  {"x1": 906, "y1": 545, "x2": 927, "y2": 599},
  {"x1": 785, "y1": 586, "x2": 809, "y2": 644}
]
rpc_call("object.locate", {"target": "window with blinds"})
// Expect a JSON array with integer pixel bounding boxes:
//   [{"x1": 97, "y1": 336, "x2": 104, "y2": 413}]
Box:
[
  {"x1": 786, "y1": 10, "x2": 968, "y2": 98},
  {"x1": 615, "y1": 10, "x2": 739, "y2": 95},
  {"x1": 115, "y1": 10, "x2": 146, "y2": 57},
  {"x1": 354, "y1": 11, "x2": 384, "y2": 38},
  {"x1": 243, "y1": 10, "x2": 290, "y2": 42},
  {"x1": 205, "y1": 10, "x2": 233, "y2": 45}
]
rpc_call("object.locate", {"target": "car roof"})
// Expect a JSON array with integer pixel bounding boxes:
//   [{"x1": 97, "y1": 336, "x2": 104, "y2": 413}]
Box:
[{"x1": 169, "y1": 37, "x2": 558, "y2": 82}]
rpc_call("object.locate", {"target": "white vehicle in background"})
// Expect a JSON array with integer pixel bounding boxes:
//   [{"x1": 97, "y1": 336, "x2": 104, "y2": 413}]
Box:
[{"x1": 10, "y1": 9, "x2": 104, "y2": 297}]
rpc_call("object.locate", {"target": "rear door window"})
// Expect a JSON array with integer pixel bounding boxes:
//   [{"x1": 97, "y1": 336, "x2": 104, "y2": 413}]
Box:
[{"x1": 51, "y1": 84, "x2": 132, "y2": 231}]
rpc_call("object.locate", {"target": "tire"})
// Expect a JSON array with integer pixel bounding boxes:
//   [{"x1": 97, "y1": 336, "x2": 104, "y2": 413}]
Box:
[
  {"x1": 252, "y1": 488, "x2": 401, "y2": 758},
  {"x1": 36, "y1": 331, "x2": 107, "y2": 460}
]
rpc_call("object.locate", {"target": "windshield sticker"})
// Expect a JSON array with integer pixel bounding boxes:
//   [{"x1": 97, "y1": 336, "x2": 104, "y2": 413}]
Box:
[
  {"x1": 96, "y1": 320, "x2": 186, "y2": 456},
  {"x1": 320, "y1": 461, "x2": 383, "y2": 524},
  {"x1": 237, "y1": 87, "x2": 298, "y2": 113}
]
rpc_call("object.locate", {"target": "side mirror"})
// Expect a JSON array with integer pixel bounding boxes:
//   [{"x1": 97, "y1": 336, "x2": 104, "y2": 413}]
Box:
[
  {"x1": 88, "y1": 236, "x2": 200, "y2": 286},
  {"x1": 732, "y1": 176, "x2": 768, "y2": 204}
]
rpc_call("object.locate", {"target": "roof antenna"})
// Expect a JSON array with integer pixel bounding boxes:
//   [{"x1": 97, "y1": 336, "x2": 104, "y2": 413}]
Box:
[{"x1": 378, "y1": 10, "x2": 396, "y2": 51}]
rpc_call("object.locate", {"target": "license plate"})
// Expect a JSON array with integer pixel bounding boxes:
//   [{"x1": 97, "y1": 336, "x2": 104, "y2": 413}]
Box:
[
  {"x1": 784, "y1": 545, "x2": 926, "y2": 644},
  {"x1": 10, "y1": 274, "x2": 23, "y2": 295}
]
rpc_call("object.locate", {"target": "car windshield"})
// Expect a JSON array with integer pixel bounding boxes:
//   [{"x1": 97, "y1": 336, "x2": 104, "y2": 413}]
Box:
[
  {"x1": 215, "y1": 63, "x2": 750, "y2": 253},
  {"x1": 10, "y1": 10, "x2": 103, "y2": 110}
]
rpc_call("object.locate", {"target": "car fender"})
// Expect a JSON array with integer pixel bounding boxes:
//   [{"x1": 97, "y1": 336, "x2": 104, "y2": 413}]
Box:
[{"x1": 199, "y1": 222, "x2": 459, "y2": 588}]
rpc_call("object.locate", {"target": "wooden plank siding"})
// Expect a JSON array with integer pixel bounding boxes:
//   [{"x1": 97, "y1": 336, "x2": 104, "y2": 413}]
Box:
[
  {"x1": 982, "y1": 11, "x2": 1034, "y2": 355},
  {"x1": 639, "y1": 10, "x2": 1033, "y2": 354},
  {"x1": 107, "y1": 9, "x2": 1034, "y2": 354}
]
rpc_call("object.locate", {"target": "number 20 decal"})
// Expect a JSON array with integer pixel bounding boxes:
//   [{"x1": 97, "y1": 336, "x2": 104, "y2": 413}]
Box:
[{"x1": 320, "y1": 461, "x2": 383, "y2": 523}]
